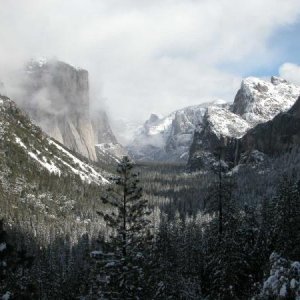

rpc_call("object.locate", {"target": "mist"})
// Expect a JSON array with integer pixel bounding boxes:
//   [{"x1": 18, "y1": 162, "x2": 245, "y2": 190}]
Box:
[{"x1": 1, "y1": 0, "x2": 300, "y2": 125}]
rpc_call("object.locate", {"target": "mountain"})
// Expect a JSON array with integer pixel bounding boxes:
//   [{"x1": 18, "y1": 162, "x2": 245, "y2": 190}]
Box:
[
  {"x1": 0, "y1": 94, "x2": 109, "y2": 186},
  {"x1": 188, "y1": 77, "x2": 300, "y2": 170},
  {"x1": 128, "y1": 100, "x2": 226, "y2": 162},
  {"x1": 188, "y1": 105, "x2": 250, "y2": 170},
  {"x1": 232, "y1": 76, "x2": 300, "y2": 124},
  {"x1": 238, "y1": 95, "x2": 300, "y2": 158},
  {"x1": 92, "y1": 110, "x2": 128, "y2": 165},
  {"x1": 16, "y1": 58, "x2": 122, "y2": 163},
  {"x1": 0, "y1": 92, "x2": 115, "y2": 266}
]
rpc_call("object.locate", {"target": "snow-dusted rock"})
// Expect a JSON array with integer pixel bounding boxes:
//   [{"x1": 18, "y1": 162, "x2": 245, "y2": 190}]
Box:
[
  {"x1": 232, "y1": 76, "x2": 300, "y2": 125},
  {"x1": 188, "y1": 77, "x2": 300, "y2": 171},
  {"x1": 204, "y1": 106, "x2": 250, "y2": 139},
  {"x1": 96, "y1": 142, "x2": 128, "y2": 165},
  {"x1": 238, "y1": 95, "x2": 300, "y2": 157},
  {"x1": 128, "y1": 100, "x2": 226, "y2": 162}
]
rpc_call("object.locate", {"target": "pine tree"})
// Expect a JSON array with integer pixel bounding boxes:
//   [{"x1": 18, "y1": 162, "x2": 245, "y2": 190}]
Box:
[
  {"x1": 203, "y1": 174, "x2": 251, "y2": 299},
  {"x1": 92, "y1": 156, "x2": 153, "y2": 299},
  {"x1": 272, "y1": 176, "x2": 300, "y2": 260},
  {"x1": 0, "y1": 219, "x2": 14, "y2": 298},
  {"x1": 0, "y1": 220, "x2": 36, "y2": 299}
]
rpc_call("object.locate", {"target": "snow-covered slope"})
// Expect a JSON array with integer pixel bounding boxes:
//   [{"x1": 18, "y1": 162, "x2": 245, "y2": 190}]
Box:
[
  {"x1": 128, "y1": 100, "x2": 226, "y2": 162},
  {"x1": 205, "y1": 106, "x2": 250, "y2": 139},
  {"x1": 0, "y1": 95, "x2": 109, "y2": 185},
  {"x1": 95, "y1": 142, "x2": 128, "y2": 165}
]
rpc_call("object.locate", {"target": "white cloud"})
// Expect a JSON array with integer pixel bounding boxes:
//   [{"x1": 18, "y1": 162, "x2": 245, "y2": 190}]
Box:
[
  {"x1": 0, "y1": 0, "x2": 300, "y2": 122},
  {"x1": 279, "y1": 63, "x2": 300, "y2": 85}
]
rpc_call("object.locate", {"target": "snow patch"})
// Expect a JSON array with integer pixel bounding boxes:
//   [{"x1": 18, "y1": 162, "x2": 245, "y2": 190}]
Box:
[
  {"x1": 49, "y1": 140, "x2": 109, "y2": 184},
  {"x1": 27, "y1": 151, "x2": 61, "y2": 175}
]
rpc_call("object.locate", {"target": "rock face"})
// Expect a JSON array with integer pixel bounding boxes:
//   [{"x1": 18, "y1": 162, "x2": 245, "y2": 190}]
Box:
[
  {"x1": 17, "y1": 58, "x2": 120, "y2": 162},
  {"x1": 128, "y1": 100, "x2": 225, "y2": 162},
  {"x1": 92, "y1": 110, "x2": 118, "y2": 145},
  {"x1": 188, "y1": 77, "x2": 300, "y2": 170},
  {"x1": 93, "y1": 110, "x2": 128, "y2": 164},
  {"x1": 232, "y1": 76, "x2": 300, "y2": 125},
  {"x1": 238, "y1": 96, "x2": 300, "y2": 158},
  {"x1": 188, "y1": 106, "x2": 250, "y2": 170}
]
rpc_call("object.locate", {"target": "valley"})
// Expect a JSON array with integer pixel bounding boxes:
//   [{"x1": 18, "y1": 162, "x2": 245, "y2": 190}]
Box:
[{"x1": 1, "y1": 57, "x2": 300, "y2": 299}]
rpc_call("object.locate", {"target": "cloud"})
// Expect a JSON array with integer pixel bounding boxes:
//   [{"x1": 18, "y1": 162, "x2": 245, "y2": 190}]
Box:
[
  {"x1": 1, "y1": 0, "x2": 300, "y2": 122},
  {"x1": 279, "y1": 63, "x2": 300, "y2": 85}
]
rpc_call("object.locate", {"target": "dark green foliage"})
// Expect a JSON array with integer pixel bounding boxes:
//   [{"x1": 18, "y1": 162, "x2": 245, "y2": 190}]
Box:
[
  {"x1": 0, "y1": 220, "x2": 36, "y2": 299},
  {"x1": 91, "y1": 156, "x2": 154, "y2": 299},
  {"x1": 271, "y1": 176, "x2": 300, "y2": 260}
]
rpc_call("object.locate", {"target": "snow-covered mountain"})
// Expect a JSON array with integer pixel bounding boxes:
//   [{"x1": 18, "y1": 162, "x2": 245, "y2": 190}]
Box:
[
  {"x1": 232, "y1": 76, "x2": 300, "y2": 124},
  {"x1": 238, "y1": 95, "x2": 300, "y2": 158},
  {"x1": 0, "y1": 94, "x2": 109, "y2": 185},
  {"x1": 188, "y1": 76, "x2": 300, "y2": 170},
  {"x1": 128, "y1": 100, "x2": 226, "y2": 162},
  {"x1": 14, "y1": 58, "x2": 123, "y2": 163}
]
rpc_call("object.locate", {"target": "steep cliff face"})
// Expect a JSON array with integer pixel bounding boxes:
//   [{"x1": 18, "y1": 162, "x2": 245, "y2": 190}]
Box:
[
  {"x1": 14, "y1": 58, "x2": 122, "y2": 163},
  {"x1": 128, "y1": 100, "x2": 225, "y2": 162},
  {"x1": 188, "y1": 77, "x2": 300, "y2": 170},
  {"x1": 21, "y1": 58, "x2": 97, "y2": 160},
  {"x1": 92, "y1": 110, "x2": 128, "y2": 164},
  {"x1": 188, "y1": 106, "x2": 249, "y2": 170},
  {"x1": 92, "y1": 110, "x2": 118, "y2": 144},
  {"x1": 238, "y1": 96, "x2": 300, "y2": 158}
]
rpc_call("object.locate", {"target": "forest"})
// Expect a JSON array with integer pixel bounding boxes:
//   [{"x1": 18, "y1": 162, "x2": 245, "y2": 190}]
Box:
[{"x1": 1, "y1": 147, "x2": 300, "y2": 299}]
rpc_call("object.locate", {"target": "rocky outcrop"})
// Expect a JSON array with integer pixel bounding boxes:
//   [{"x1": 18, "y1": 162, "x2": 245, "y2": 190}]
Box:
[
  {"x1": 238, "y1": 96, "x2": 300, "y2": 158},
  {"x1": 232, "y1": 76, "x2": 300, "y2": 125},
  {"x1": 188, "y1": 106, "x2": 249, "y2": 170},
  {"x1": 188, "y1": 77, "x2": 300, "y2": 171}
]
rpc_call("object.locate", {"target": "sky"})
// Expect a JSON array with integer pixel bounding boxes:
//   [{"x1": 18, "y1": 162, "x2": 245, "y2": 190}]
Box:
[{"x1": 1, "y1": 0, "x2": 300, "y2": 123}]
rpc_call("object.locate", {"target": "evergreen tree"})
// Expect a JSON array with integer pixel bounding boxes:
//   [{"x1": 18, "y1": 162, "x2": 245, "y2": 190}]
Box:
[
  {"x1": 0, "y1": 219, "x2": 14, "y2": 298},
  {"x1": 276, "y1": 176, "x2": 300, "y2": 260},
  {"x1": 203, "y1": 175, "x2": 250, "y2": 299},
  {"x1": 92, "y1": 156, "x2": 153, "y2": 299},
  {"x1": 0, "y1": 220, "x2": 36, "y2": 299}
]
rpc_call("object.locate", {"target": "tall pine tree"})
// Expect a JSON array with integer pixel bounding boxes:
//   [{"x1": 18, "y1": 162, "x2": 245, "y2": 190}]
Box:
[{"x1": 91, "y1": 156, "x2": 153, "y2": 299}]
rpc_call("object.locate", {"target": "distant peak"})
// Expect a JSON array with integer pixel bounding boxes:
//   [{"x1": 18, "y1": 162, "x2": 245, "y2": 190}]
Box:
[
  {"x1": 242, "y1": 76, "x2": 290, "y2": 87},
  {"x1": 148, "y1": 113, "x2": 160, "y2": 123},
  {"x1": 271, "y1": 76, "x2": 288, "y2": 85},
  {"x1": 26, "y1": 57, "x2": 84, "y2": 72}
]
